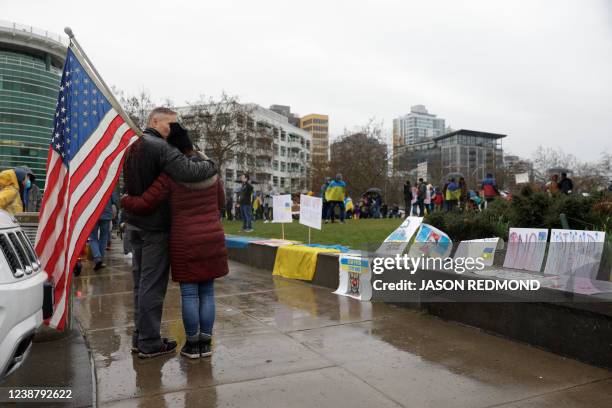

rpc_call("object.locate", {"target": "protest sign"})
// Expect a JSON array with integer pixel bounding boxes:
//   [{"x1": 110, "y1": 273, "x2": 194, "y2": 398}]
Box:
[
  {"x1": 515, "y1": 172, "x2": 529, "y2": 184},
  {"x1": 454, "y1": 238, "x2": 503, "y2": 266},
  {"x1": 299, "y1": 194, "x2": 323, "y2": 230},
  {"x1": 502, "y1": 228, "x2": 548, "y2": 272},
  {"x1": 408, "y1": 223, "x2": 453, "y2": 259},
  {"x1": 544, "y1": 229, "x2": 606, "y2": 277},
  {"x1": 376, "y1": 216, "x2": 423, "y2": 255},
  {"x1": 272, "y1": 194, "x2": 293, "y2": 223},
  {"x1": 333, "y1": 254, "x2": 372, "y2": 301}
]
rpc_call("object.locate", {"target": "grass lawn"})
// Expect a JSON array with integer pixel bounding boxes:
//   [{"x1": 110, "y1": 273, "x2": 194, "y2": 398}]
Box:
[{"x1": 222, "y1": 217, "x2": 405, "y2": 249}]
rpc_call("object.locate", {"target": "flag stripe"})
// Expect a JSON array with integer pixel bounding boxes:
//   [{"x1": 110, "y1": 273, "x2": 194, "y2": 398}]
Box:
[
  {"x1": 49, "y1": 125, "x2": 133, "y2": 309},
  {"x1": 49, "y1": 131, "x2": 136, "y2": 328},
  {"x1": 41, "y1": 118, "x2": 127, "y2": 279},
  {"x1": 35, "y1": 152, "x2": 63, "y2": 248}
]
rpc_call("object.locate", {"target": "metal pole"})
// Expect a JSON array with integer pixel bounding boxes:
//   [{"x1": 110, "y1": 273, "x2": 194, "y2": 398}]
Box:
[{"x1": 63, "y1": 27, "x2": 142, "y2": 137}]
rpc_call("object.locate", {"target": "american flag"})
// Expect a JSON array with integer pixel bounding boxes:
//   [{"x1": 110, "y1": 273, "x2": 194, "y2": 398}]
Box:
[{"x1": 35, "y1": 46, "x2": 138, "y2": 330}]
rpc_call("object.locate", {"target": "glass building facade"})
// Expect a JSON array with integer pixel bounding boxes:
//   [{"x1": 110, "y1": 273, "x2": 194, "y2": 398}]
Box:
[{"x1": 0, "y1": 23, "x2": 66, "y2": 191}]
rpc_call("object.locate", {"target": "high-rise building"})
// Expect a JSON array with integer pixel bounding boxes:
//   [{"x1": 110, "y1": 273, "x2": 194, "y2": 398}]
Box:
[
  {"x1": 300, "y1": 114, "x2": 328, "y2": 162},
  {"x1": 0, "y1": 22, "x2": 67, "y2": 189},
  {"x1": 393, "y1": 105, "x2": 445, "y2": 171},
  {"x1": 299, "y1": 114, "x2": 329, "y2": 189}
]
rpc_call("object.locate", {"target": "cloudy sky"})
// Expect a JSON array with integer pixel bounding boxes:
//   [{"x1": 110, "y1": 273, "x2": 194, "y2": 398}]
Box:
[{"x1": 6, "y1": 0, "x2": 612, "y2": 161}]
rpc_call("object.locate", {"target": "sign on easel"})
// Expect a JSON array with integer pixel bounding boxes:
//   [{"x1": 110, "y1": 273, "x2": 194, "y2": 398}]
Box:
[
  {"x1": 333, "y1": 254, "x2": 372, "y2": 301},
  {"x1": 299, "y1": 194, "x2": 322, "y2": 230},
  {"x1": 273, "y1": 195, "x2": 293, "y2": 223}
]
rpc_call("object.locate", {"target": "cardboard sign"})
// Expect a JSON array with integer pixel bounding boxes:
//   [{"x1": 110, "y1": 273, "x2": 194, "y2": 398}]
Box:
[
  {"x1": 454, "y1": 238, "x2": 503, "y2": 266},
  {"x1": 515, "y1": 172, "x2": 529, "y2": 184},
  {"x1": 299, "y1": 194, "x2": 323, "y2": 230},
  {"x1": 503, "y1": 228, "x2": 548, "y2": 272},
  {"x1": 408, "y1": 223, "x2": 453, "y2": 259},
  {"x1": 544, "y1": 229, "x2": 606, "y2": 277},
  {"x1": 333, "y1": 254, "x2": 372, "y2": 301},
  {"x1": 272, "y1": 194, "x2": 293, "y2": 223},
  {"x1": 376, "y1": 216, "x2": 423, "y2": 255}
]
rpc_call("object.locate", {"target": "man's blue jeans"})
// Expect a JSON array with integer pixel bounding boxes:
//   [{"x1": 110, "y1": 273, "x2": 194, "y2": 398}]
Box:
[
  {"x1": 240, "y1": 204, "x2": 253, "y2": 230},
  {"x1": 89, "y1": 219, "x2": 111, "y2": 262},
  {"x1": 179, "y1": 281, "x2": 215, "y2": 337}
]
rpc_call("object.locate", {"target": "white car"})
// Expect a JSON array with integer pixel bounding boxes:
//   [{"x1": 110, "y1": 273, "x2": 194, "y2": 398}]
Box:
[{"x1": 0, "y1": 210, "x2": 50, "y2": 382}]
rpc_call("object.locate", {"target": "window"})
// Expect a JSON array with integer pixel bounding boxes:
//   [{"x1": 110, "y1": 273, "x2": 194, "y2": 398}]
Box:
[
  {"x1": 280, "y1": 146, "x2": 286, "y2": 157},
  {"x1": 273, "y1": 176, "x2": 279, "y2": 186},
  {"x1": 281, "y1": 162, "x2": 286, "y2": 172},
  {"x1": 280, "y1": 177, "x2": 285, "y2": 187},
  {"x1": 225, "y1": 169, "x2": 234, "y2": 181},
  {"x1": 273, "y1": 160, "x2": 279, "y2": 170}
]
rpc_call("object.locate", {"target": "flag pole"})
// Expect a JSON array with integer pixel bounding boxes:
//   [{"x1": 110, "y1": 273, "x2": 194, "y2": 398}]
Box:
[{"x1": 63, "y1": 27, "x2": 142, "y2": 137}]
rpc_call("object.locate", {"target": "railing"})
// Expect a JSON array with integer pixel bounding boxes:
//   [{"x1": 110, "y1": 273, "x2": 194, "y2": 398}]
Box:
[{"x1": 0, "y1": 20, "x2": 69, "y2": 47}]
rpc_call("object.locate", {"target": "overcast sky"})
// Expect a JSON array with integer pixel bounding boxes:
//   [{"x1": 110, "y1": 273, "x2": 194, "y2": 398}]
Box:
[{"x1": 6, "y1": 0, "x2": 612, "y2": 161}]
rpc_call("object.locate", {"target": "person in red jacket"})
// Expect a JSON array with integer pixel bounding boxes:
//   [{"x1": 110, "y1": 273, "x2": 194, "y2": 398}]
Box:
[{"x1": 122, "y1": 129, "x2": 228, "y2": 359}]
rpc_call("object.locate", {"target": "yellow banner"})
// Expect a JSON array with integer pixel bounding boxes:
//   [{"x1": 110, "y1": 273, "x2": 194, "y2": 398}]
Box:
[{"x1": 272, "y1": 245, "x2": 340, "y2": 281}]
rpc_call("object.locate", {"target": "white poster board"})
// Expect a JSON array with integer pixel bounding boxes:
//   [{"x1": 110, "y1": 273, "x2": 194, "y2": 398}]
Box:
[
  {"x1": 376, "y1": 216, "x2": 423, "y2": 255},
  {"x1": 454, "y1": 238, "x2": 503, "y2": 267},
  {"x1": 544, "y1": 229, "x2": 606, "y2": 277},
  {"x1": 272, "y1": 194, "x2": 293, "y2": 223},
  {"x1": 299, "y1": 194, "x2": 323, "y2": 230},
  {"x1": 515, "y1": 172, "x2": 529, "y2": 184},
  {"x1": 502, "y1": 228, "x2": 548, "y2": 272},
  {"x1": 333, "y1": 254, "x2": 372, "y2": 301}
]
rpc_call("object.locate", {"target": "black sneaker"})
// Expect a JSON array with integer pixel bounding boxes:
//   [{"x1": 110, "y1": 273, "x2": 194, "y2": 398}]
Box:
[
  {"x1": 93, "y1": 261, "x2": 105, "y2": 271},
  {"x1": 180, "y1": 340, "x2": 200, "y2": 359},
  {"x1": 200, "y1": 336, "x2": 212, "y2": 358},
  {"x1": 138, "y1": 338, "x2": 177, "y2": 359}
]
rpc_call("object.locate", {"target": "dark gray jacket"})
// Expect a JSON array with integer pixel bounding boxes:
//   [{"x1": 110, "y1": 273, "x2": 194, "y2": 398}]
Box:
[{"x1": 123, "y1": 128, "x2": 217, "y2": 231}]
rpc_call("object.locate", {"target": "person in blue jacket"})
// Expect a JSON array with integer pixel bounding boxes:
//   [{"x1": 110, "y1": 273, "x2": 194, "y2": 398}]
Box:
[{"x1": 90, "y1": 191, "x2": 119, "y2": 270}]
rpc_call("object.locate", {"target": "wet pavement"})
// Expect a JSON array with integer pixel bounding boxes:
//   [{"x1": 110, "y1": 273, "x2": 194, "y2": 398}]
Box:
[{"x1": 73, "y1": 238, "x2": 612, "y2": 407}]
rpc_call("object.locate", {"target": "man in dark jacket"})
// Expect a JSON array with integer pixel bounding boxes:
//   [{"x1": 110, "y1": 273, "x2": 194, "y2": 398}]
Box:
[
  {"x1": 238, "y1": 173, "x2": 254, "y2": 231},
  {"x1": 403, "y1": 181, "x2": 412, "y2": 218},
  {"x1": 124, "y1": 107, "x2": 217, "y2": 358},
  {"x1": 89, "y1": 191, "x2": 118, "y2": 270},
  {"x1": 558, "y1": 172, "x2": 573, "y2": 194},
  {"x1": 416, "y1": 178, "x2": 427, "y2": 216}
]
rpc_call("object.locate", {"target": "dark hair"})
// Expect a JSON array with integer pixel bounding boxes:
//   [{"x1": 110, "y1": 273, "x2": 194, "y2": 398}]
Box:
[
  {"x1": 418, "y1": 178, "x2": 423, "y2": 182},
  {"x1": 561, "y1": 172, "x2": 567, "y2": 177},
  {"x1": 167, "y1": 124, "x2": 194, "y2": 154},
  {"x1": 243, "y1": 173, "x2": 250, "y2": 181}
]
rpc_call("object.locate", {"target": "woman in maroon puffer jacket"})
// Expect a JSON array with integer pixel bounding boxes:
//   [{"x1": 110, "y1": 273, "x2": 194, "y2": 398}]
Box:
[{"x1": 121, "y1": 129, "x2": 228, "y2": 359}]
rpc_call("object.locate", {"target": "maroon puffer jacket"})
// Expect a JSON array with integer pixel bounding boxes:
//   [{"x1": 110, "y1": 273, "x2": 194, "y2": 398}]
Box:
[{"x1": 121, "y1": 173, "x2": 228, "y2": 283}]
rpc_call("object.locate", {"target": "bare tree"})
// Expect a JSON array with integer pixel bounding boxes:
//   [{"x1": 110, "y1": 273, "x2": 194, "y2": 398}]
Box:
[
  {"x1": 112, "y1": 86, "x2": 154, "y2": 130},
  {"x1": 532, "y1": 146, "x2": 610, "y2": 192},
  {"x1": 328, "y1": 119, "x2": 390, "y2": 198},
  {"x1": 531, "y1": 146, "x2": 578, "y2": 180},
  {"x1": 181, "y1": 93, "x2": 267, "y2": 178}
]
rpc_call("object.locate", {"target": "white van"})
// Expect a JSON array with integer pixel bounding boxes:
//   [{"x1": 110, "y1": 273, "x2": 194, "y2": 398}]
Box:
[{"x1": 0, "y1": 210, "x2": 50, "y2": 382}]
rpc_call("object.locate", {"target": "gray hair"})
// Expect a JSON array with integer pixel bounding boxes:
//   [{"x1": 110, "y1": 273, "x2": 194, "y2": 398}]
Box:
[{"x1": 147, "y1": 107, "x2": 177, "y2": 126}]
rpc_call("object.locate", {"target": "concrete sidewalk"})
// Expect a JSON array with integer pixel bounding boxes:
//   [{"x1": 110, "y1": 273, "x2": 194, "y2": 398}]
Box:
[{"x1": 73, "y1": 241, "x2": 612, "y2": 407}]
